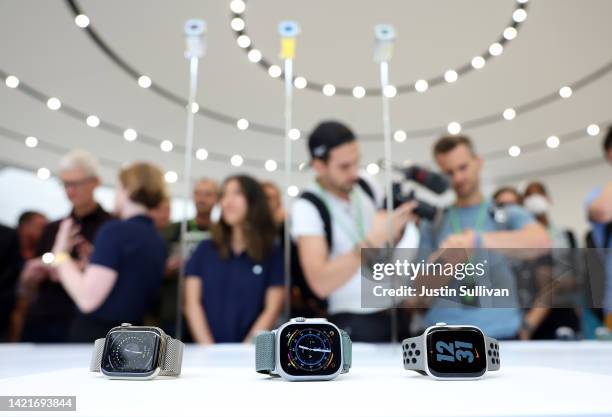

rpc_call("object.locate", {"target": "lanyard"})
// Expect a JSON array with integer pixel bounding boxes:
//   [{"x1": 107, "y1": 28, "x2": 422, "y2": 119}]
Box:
[
  {"x1": 315, "y1": 183, "x2": 366, "y2": 245},
  {"x1": 449, "y1": 201, "x2": 488, "y2": 235}
]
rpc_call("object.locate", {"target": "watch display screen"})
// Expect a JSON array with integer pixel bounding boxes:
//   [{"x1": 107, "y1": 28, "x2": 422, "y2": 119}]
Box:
[
  {"x1": 101, "y1": 328, "x2": 161, "y2": 377},
  {"x1": 426, "y1": 327, "x2": 486, "y2": 378},
  {"x1": 279, "y1": 324, "x2": 342, "y2": 377}
]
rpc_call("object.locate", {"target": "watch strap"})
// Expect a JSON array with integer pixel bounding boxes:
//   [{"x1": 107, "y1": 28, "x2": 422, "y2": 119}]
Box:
[
  {"x1": 341, "y1": 330, "x2": 352, "y2": 373},
  {"x1": 402, "y1": 335, "x2": 426, "y2": 375},
  {"x1": 159, "y1": 336, "x2": 184, "y2": 376},
  {"x1": 486, "y1": 336, "x2": 501, "y2": 371},
  {"x1": 90, "y1": 335, "x2": 184, "y2": 376},
  {"x1": 90, "y1": 338, "x2": 105, "y2": 372},
  {"x1": 255, "y1": 331, "x2": 276, "y2": 375}
]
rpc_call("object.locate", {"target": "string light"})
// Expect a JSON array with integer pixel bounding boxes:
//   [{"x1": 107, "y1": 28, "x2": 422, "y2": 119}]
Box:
[
  {"x1": 5, "y1": 75, "x2": 19, "y2": 88},
  {"x1": 230, "y1": 0, "x2": 246, "y2": 14},
  {"x1": 559, "y1": 86, "x2": 573, "y2": 98},
  {"x1": 587, "y1": 124, "x2": 600, "y2": 136},
  {"x1": 508, "y1": 145, "x2": 521, "y2": 157},
  {"x1": 294, "y1": 77, "x2": 307, "y2": 89},
  {"x1": 444, "y1": 70, "x2": 458, "y2": 83},
  {"x1": 191, "y1": 103, "x2": 199, "y2": 113},
  {"x1": 74, "y1": 14, "x2": 90, "y2": 28},
  {"x1": 394, "y1": 130, "x2": 407, "y2": 143},
  {"x1": 138, "y1": 75, "x2": 152, "y2": 88},
  {"x1": 352, "y1": 86, "x2": 366, "y2": 98},
  {"x1": 195, "y1": 148, "x2": 208, "y2": 160},
  {"x1": 448, "y1": 122, "x2": 462, "y2": 135},
  {"x1": 25, "y1": 136, "x2": 38, "y2": 148},
  {"x1": 231, "y1": 154, "x2": 244, "y2": 167},
  {"x1": 384, "y1": 85, "x2": 397, "y2": 98},
  {"x1": 471, "y1": 56, "x2": 486, "y2": 70},
  {"x1": 268, "y1": 65, "x2": 282, "y2": 78},
  {"x1": 247, "y1": 49, "x2": 262, "y2": 63},
  {"x1": 164, "y1": 171, "x2": 178, "y2": 183},
  {"x1": 160, "y1": 140, "x2": 173, "y2": 152},
  {"x1": 546, "y1": 136, "x2": 560, "y2": 149},
  {"x1": 288, "y1": 128, "x2": 301, "y2": 140},
  {"x1": 230, "y1": 17, "x2": 245, "y2": 31},
  {"x1": 236, "y1": 118, "x2": 249, "y2": 130},
  {"x1": 503, "y1": 27, "x2": 518, "y2": 40},
  {"x1": 123, "y1": 128, "x2": 137, "y2": 141},
  {"x1": 86, "y1": 115, "x2": 100, "y2": 127},
  {"x1": 237, "y1": 35, "x2": 251, "y2": 48},
  {"x1": 264, "y1": 159, "x2": 278, "y2": 172},
  {"x1": 37, "y1": 167, "x2": 51, "y2": 180},
  {"x1": 489, "y1": 43, "x2": 504, "y2": 56},
  {"x1": 47, "y1": 97, "x2": 61, "y2": 110},
  {"x1": 322, "y1": 84, "x2": 336, "y2": 96},
  {"x1": 414, "y1": 80, "x2": 429, "y2": 93},
  {"x1": 41, "y1": 252, "x2": 55, "y2": 264},
  {"x1": 503, "y1": 108, "x2": 516, "y2": 121},
  {"x1": 287, "y1": 185, "x2": 299, "y2": 197},
  {"x1": 366, "y1": 163, "x2": 380, "y2": 175},
  {"x1": 512, "y1": 8, "x2": 527, "y2": 23}
]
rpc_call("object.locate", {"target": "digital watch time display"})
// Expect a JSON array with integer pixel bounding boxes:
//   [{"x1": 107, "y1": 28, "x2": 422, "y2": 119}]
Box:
[
  {"x1": 255, "y1": 317, "x2": 352, "y2": 381},
  {"x1": 402, "y1": 323, "x2": 500, "y2": 380},
  {"x1": 90, "y1": 323, "x2": 184, "y2": 380}
]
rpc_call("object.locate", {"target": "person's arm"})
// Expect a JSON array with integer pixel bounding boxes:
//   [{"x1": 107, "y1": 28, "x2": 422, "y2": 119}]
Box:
[
  {"x1": 54, "y1": 261, "x2": 117, "y2": 313},
  {"x1": 297, "y1": 202, "x2": 417, "y2": 299},
  {"x1": 243, "y1": 286, "x2": 284, "y2": 343},
  {"x1": 183, "y1": 276, "x2": 214, "y2": 345},
  {"x1": 589, "y1": 182, "x2": 612, "y2": 223}
]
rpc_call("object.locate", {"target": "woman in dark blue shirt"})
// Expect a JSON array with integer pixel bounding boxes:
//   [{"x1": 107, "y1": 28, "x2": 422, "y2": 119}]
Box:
[
  {"x1": 184, "y1": 175, "x2": 284, "y2": 344},
  {"x1": 50, "y1": 162, "x2": 167, "y2": 342}
]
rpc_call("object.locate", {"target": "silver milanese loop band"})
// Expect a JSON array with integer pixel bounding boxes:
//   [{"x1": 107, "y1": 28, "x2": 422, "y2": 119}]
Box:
[
  {"x1": 402, "y1": 334, "x2": 501, "y2": 373},
  {"x1": 255, "y1": 328, "x2": 352, "y2": 375},
  {"x1": 90, "y1": 335, "x2": 184, "y2": 377}
]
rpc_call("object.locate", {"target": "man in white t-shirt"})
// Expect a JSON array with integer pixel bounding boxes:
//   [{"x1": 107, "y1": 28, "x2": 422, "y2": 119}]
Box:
[{"x1": 291, "y1": 121, "x2": 416, "y2": 341}]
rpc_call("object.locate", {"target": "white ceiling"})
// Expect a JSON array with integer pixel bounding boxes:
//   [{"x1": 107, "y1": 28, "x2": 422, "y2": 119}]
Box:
[{"x1": 0, "y1": 0, "x2": 610, "y2": 195}]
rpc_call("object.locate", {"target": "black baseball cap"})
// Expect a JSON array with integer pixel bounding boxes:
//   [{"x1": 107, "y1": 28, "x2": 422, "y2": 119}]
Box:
[{"x1": 308, "y1": 121, "x2": 356, "y2": 161}]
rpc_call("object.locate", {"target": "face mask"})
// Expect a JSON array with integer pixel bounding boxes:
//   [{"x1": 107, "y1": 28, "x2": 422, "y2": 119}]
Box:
[{"x1": 524, "y1": 194, "x2": 550, "y2": 215}]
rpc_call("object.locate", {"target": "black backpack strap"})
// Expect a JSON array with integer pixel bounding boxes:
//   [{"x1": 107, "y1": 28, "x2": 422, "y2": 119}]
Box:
[
  {"x1": 564, "y1": 229, "x2": 577, "y2": 249},
  {"x1": 356, "y1": 177, "x2": 375, "y2": 203},
  {"x1": 300, "y1": 192, "x2": 333, "y2": 249}
]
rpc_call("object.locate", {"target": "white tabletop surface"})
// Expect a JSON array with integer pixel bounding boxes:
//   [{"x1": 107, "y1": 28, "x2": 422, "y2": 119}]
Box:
[{"x1": 0, "y1": 341, "x2": 611, "y2": 417}]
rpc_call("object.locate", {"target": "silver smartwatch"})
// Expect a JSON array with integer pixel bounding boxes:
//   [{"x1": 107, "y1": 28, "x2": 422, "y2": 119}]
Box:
[
  {"x1": 255, "y1": 317, "x2": 352, "y2": 381},
  {"x1": 402, "y1": 322, "x2": 500, "y2": 380},
  {"x1": 90, "y1": 323, "x2": 184, "y2": 380}
]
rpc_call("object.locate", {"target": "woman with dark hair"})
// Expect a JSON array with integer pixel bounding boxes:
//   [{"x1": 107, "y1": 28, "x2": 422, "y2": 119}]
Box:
[{"x1": 184, "y1": 175, "x2": 284, "y2": 344}]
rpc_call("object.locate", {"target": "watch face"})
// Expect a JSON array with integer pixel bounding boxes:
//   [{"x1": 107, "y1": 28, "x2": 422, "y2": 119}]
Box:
[
  {"x1": 279, "y1": 323, "x2": 342, "y2": 377},
  {"x1": 101, "y1": 328, "x2": 162, "y2": 377},
  {"x1": 426, "y1": 327, "x2": 487, "y2": 378}
]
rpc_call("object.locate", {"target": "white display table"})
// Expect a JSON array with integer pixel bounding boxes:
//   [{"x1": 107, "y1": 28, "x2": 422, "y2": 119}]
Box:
[{"x1": 1, "y1": 342, "x2": 611, "y2": 417}]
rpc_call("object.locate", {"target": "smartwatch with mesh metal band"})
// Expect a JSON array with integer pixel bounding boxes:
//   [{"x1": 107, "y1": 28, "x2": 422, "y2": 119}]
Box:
[
  {"x1": 255, "y1": 317, "x2": 352, "y2": 381},
  {"x1": 402, "y1": 322, "x2": 500, "y2": 380},
  {"x1": 90, "y1": 323, "x2": 184, "y2": 380}
]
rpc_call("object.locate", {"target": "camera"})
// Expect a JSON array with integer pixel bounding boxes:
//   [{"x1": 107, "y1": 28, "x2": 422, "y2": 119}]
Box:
[
  {"x1": 278, "y1": 21, "x2": 300, "y2": 38},
  {"x1": 388, "y1": 165, "x2": 449, "y2": 221},
  {"x1": 374, "y1": 24, "x2": 395, "y2": 42},
  {"x1": 184, "y1": 19, "x2": 206, "y2": 37}
]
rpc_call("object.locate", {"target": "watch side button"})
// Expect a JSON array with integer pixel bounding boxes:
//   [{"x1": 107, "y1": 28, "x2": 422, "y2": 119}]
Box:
[
  {"x1": 121, "y1": 323, "x2": 132, "y2": 327},
  {"x1": 293, "y1": 317, "x2": 306, "y2": 322},
  {"x1": 435, "y1": 322, "x2": 447, "y2": 326}
]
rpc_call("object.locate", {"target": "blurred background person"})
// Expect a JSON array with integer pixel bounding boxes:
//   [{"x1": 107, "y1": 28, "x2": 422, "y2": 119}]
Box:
[
  {"x1": 4, "y1": 212, "x2": 48, "y2": 341},
  {"x1": 493, "y1": 186, "x2": 522, "y2": 207},
  {"x1": 515, "y1": 181, "x2": 581, "y2": 340},
  {"x1": 184, "y1": 175, "x2": 284, "y2": 344},
  {"x1": 149, "y1": 197, "x2": 171, "y2": 232},
  {"x1": 417, "y1": 135, "x2": 550, "y2": 339},
  {"x1": 585, "y1": 127, "x2": 612, "y2": 329},
  {"x1": 48, "y1": 162, "x2": 167, "y2": 342},
  {"x1": 262, "y1": 181, "x2": 285, "y2": 229},
  {"x1": 0, "y1": 223, "x2": 20, "y2": 341},
  {"x1": 20, "y1": 150, "x2": 112, "y2": 343}
]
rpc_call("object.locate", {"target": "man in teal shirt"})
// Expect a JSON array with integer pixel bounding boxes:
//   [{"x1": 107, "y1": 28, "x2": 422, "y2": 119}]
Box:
[{"x1": 418, "y1": 135, "x2": 550, "y2": 339}]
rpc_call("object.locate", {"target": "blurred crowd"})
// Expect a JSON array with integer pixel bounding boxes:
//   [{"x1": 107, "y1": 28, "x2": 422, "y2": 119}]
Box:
[{"x1": 0, "y1": 122, "x2": 610, "y2": 344}]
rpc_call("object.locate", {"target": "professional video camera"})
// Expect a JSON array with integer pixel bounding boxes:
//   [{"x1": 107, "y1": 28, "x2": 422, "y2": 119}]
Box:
[{"x1": 387, "y1": 164, "x2": 450, "y2": 221}]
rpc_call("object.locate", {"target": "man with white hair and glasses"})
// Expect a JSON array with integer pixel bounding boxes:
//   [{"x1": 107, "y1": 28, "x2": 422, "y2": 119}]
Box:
[{"x1": 18, "y1": 150, "x2": 113, "y2": 343}]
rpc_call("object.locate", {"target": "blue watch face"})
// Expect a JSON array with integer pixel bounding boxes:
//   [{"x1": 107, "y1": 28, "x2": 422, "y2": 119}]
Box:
[
  {"x1": 279, "y1": 324, "x2": 342, "y2": 377},
  {"x1": 426, "y1": 327, "x2": 487, "y2": 378},
  {"x1": 101, "y1": 328, "x2": 161, "y2": 377}
]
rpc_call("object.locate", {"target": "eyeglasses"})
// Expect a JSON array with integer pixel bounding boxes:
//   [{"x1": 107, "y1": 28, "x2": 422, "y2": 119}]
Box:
[{"x1": 62, "y1": 177, "x2": 95, "y2": 189}]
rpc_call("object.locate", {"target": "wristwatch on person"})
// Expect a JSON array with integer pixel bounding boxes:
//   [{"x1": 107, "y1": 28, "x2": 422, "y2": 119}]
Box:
[
  {"x1": 90, "y1": 323, "x2": 184, "y2": 380},
  {"x1": 255, "y1": 317, "x2": 352, "y2": 381},
  {"x1": 402, "y1": 322, "x2": 500, "y2": 380}
]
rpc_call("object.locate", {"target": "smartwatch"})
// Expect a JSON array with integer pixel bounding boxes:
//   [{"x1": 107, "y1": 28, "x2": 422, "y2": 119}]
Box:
[
  {"x1": 255, "y1": 317, "x2": 352, "y2": 381},
  {"x1": 90, "y1": 323, "x2": 184, "y2": 380},
  {"x1": 402, "y1": 322, "x2": 500, "y2": 380}
]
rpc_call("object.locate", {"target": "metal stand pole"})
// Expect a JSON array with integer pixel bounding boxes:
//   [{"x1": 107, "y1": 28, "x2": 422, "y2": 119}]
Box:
[
  {"x1": 176, "y1": 19, "x2": 207, "y2": 340},
  {"x1": 374, "y1": 24, "x2": 398, "y2": 344},
  {"x1": 279, "y1": 21, "x2": 300, "y2": 320}
]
